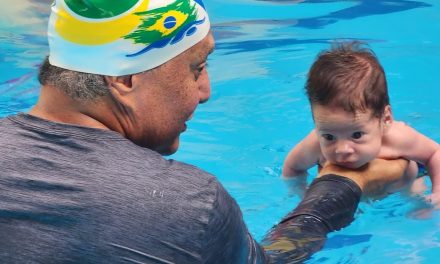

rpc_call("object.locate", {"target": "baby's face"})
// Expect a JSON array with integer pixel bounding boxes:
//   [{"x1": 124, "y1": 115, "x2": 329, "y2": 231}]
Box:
[{"x1": 312, "y1": 105, "x2": 387, "y2": 169}]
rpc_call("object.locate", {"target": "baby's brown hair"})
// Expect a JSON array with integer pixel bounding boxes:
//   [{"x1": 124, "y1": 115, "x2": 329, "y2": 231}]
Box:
[{"x1": 306, "y1": 41, "x2": 389, "y2": 118}]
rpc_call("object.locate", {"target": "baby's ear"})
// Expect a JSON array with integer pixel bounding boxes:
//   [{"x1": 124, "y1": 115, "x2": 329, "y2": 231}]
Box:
[{"x1": 382, "y1": 105, "x2": 393, "y2": 128}]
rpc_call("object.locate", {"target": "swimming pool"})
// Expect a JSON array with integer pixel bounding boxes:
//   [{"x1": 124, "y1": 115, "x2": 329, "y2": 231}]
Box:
[{"x1": 1, "y1": 0, "x2": 439, "y2": 262}]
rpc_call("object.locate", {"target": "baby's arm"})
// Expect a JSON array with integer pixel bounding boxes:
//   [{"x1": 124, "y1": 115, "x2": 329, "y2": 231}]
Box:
[
  {"x1": 387, "y1": 122, "x2": 440, "y2": 193},
  {"x1": 282, "y1": 130, "x2": 321, "y2": 178},
  {"x1": 426, "y1": 149, "x2": 440, "y2": 193}
]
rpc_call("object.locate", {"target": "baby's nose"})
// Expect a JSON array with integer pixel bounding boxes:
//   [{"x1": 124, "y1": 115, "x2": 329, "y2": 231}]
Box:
[{"x1": 334, "y1": 141, "x2": 354, "y2": 155}]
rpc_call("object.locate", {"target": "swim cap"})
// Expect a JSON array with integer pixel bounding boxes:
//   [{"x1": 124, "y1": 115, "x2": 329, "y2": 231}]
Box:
[{"x1": 48, "y1": 0, "x2": 210, "y2": 76}]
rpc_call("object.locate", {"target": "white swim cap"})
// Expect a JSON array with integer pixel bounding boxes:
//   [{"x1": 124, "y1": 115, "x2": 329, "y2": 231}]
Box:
[{"x1": 48, "y1": 0, "x2": 210, "y2": 75}]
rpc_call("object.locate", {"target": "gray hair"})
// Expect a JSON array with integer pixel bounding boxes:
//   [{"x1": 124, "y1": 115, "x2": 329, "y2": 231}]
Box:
[{"x1": 38, "y1": 57, "x2": 109, "y2": 100}]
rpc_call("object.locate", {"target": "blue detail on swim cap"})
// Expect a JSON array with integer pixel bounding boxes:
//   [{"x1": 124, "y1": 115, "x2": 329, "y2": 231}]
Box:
[
  {"x1": 126, "y1": 38, "x2": 171, "y2": 57},
  {"x1": 126, "y1": 18, "x2": 206, "y2": 57},
  {"x1": 193, "y1": 0, "x2": 206, "y2": 10},
  {"x1": 170, "y1": 18, "x2": 205, "y2": 44},
  {"x1": 164, "y1": 16, "x2": 177, "y2": 29},
  {"x1": 186, "y1": 27, "x2": 196, "y2": 36}
]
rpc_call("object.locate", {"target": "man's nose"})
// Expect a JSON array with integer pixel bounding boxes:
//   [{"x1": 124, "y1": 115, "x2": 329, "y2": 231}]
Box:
[{"x1": 198, "y1": 72, "x2": 211, "y2": 104}]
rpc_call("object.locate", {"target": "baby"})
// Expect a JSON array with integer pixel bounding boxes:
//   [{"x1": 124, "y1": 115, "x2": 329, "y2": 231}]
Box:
[{"x1": 283, "y1": 42, "x2": 440, "y2": 199}]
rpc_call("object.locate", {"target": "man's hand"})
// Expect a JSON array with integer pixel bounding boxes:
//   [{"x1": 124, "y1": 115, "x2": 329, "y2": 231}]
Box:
[{"x1": 318, "y1": 159, "x2": 409, "y2": 197}]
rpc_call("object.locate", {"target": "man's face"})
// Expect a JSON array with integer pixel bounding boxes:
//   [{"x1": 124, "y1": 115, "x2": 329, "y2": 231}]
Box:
[
  {"x1": 129, "y1": 32, "x2": 215, "y2": 155},
  {"x1": 313, "y1": 105, "x2": 386, "y2": 169}
]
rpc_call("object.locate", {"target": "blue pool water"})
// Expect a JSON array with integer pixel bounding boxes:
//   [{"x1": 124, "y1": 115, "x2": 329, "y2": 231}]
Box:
[{"x1": 1, "y1": 0, "x2": 440, "y2": 262}]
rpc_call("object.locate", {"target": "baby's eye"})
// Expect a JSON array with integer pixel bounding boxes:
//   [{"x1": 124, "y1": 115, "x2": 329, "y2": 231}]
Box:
[
  {"x1": 322, "y1": 134, "x2": 334, "y2": 141},
  {"x1": 351, "y1": 131, "x2": 364, "y2": 139}
]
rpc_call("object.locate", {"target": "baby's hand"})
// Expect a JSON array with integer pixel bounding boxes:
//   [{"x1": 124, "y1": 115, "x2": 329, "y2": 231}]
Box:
[
  {"x1": 426, "y1": 192, "x2": 440, "y2": 209},
  {"x1": 409, "y1": 177, "x2": 428, "y2": 195},
  {"x1": 407, "y1": 192, "x2": 440, "y2": 220}
]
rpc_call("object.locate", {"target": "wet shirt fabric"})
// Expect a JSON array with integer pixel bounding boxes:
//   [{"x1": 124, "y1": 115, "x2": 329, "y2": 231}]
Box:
[
  {"x1": 261, "y1": 174, "x2": 362, "y2": 263},
  {"x1": 0, "y1": 114, "x2": 361, "y2": 263}
]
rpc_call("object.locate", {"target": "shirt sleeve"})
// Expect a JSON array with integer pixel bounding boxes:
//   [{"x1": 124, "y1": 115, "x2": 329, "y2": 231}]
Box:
[
  {"x1": 260, "y1": 174, "x2": 362, "y2": 263},
  {"x1": 203, "y1": 174, "x2": 361, "y2": 264},
  {"x1": 202, "y1": 179, "x2": 267, "y2": 263}
]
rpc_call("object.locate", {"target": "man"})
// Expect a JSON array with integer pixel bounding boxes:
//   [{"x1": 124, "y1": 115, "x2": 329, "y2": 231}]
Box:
[{"x1": 0, "y1": 0, "x2": 409, "y2": 263}]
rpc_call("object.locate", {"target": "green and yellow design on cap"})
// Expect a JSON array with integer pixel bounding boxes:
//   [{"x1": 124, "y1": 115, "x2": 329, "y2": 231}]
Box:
[
  {"x1": 55, "y1": 0, "x2": 204, "y2": 51},
  {"x1": 48, "y1": 0, "x2": 210, "y2": 75},
  {"x1": 124, "y1": 0, "x2": 204, "y2": 57},
  {"x1": 64, "y1": 0, "x2": 140, "y2": 19},
  {"x1": 55, "y1": 0, "x2": 150, "y2": 45}
]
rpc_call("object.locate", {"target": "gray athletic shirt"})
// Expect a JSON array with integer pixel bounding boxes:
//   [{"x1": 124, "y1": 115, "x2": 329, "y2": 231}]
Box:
[{"x1": 0, "y1": 114, "x2": 264, "y2": 263}]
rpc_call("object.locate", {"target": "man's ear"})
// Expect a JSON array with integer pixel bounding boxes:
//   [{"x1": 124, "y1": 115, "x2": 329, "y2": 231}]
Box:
[
  {"x1": 105, "y1": 75, "x2": 133, "y2": 98},
  {"x1": 382, "y1": 105, "x2": 393, "y2": 129}
]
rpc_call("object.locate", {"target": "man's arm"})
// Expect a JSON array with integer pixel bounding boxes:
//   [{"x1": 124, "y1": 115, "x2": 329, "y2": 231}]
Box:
[
  {"x1": 259, "y1": 159, "x2": 408, "y2": 263},
  {"x1": 318, "y1": 158, "x2": 410, "y2": 196},
  {"x1": 202, "y1": 159, "x2": 407, "y2": 263}
]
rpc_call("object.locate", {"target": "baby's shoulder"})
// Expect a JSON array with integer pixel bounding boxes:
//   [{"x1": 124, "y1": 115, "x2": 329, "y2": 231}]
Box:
[
  {"x1": 387, "y1": 120, "x2": 415, "y2": 135},
  {"x1": 390, "y1": 120, "x2": 410, "y2": 129},
  {"x1": 383, "y1": 120, "x2": 416, "y2": 145}
]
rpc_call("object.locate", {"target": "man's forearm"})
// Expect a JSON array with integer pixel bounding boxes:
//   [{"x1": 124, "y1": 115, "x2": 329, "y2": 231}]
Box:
[{"x1": 260, "y1": 174, "x2": 362, "y2": 263}]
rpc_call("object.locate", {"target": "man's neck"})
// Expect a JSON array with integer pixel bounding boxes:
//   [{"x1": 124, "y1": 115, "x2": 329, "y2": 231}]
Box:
[{"x1": 28, "y1": 85, "x2": 110, "y2": 130}]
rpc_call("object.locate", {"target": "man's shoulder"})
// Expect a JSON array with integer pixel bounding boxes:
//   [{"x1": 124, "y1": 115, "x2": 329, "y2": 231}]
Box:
[
  {"x1": 0, "y1": 114, "x2": 27, "y2": 141},
  {"x1": 0, "y1": 115, "x2": 15, "y2": 128},
  {"x1": 156, "y1": 158, "x2": 223, "y2": 196},
  {"x1": 109, "y1": 143, "x2": 225, "y2": 202},
  {"x1": 165, "y1": 159, "x2": 215, "y2": 180}
]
